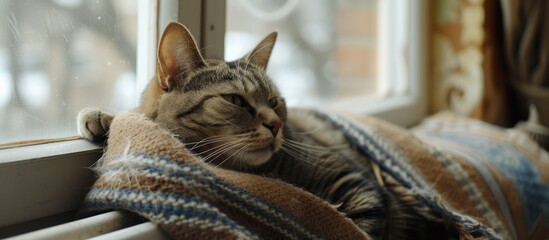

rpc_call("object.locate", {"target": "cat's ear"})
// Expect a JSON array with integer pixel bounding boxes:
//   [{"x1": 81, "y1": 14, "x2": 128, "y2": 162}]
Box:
[
  {"x1": 157, "y1": 21, "x2": 206, "y2": 91},
  {"x1": 242, "y1": 32, "x2": 277, "y2": 70}
]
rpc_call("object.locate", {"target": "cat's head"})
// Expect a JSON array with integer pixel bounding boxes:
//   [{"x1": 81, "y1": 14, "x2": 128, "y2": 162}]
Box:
[{"x1": 140, "y1": 21, "x2": 286, "y2": 169}]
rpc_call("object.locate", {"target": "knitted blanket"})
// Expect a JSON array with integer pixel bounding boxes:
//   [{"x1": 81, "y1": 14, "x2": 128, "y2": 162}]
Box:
[
  {"x1": 82, "y1": 110, "x2": 549, "y2": 239},
  {"x1": 83, "y1": 111, "x2": 366, "y2": 240},
  {"x1": 411, "y1": 112, "x2": 549, "y2": 240}
]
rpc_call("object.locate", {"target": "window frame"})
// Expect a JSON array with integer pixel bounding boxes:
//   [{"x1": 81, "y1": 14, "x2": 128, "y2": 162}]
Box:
[
  {"x1": 0, "y1": 0, "x2": 429, "y2": 231},
  {"x1": 329, "y1": 0, "x2": 428, "y2": 128}
]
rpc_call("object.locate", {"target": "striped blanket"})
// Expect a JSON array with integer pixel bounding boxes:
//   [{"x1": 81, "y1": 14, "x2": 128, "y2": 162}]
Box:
[
  {"x1": 412, "y1": 112, "x2": 549, "y2": 240},
  {"x1": 82, "y1": 110, "x2": 549, "y2": 239}
]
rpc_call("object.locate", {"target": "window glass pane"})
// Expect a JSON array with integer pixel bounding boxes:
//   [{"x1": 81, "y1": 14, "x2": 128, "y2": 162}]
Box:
[
  {"x1": 0, "y1": 0, "x2": 138, "y2": 144},
  {"x1": 226, "y1": 0, "x2": 407, "y2": 106}
]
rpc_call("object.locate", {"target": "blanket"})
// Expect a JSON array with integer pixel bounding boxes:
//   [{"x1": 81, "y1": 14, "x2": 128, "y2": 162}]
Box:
[
  {"x1": 82, "y1": 110, "x2": 549, "y2": 239},
  {"x1": 411, "y1": 112, "x2": 549, "y2": 240}
]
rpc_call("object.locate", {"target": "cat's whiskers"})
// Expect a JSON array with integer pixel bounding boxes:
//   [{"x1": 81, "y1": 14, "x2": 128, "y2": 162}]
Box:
[
  {"x1": 284, "y1": 139, "x2": 349, "y2": 149},
  {"x1": 185, "y1": 132, "x2": 249, "y2": 151},
  {"x1": 280, "y1": 146, "x2": 307, "y2": 163},
  {"x1": 203, "y1": 144, "x2": 245, "y2": 167},
  {"x1": 281, "y1": 143, "x2": 322, "y2": 160},
  {"x1": 183, "y1": 134, "x2": 231, "y2": 144},
  {"x1": 214, "y1": 143, "x2": 249, "y2": 168},
  {"x1": 194, "y1": 140, "x2": 238, "y2": 157},
  {"x1": 231, "y1": 144, "x2": 249, "y2": 169},
  {"x1": 283, "y1": 141, "x2": 345, "y2": 156},
  {"x1": 201, "y1": 140, "x2": 245, "y2": 163},
  {"x1": 222, "y1": 118, "x2": 239, "y2": 128},
  {"x1": 185, "y1": 137, "x2": 231, "y2": 147},
  {"x1": 280, "y1": 145, "x2": 339, "y2": 171},
  {"x1": 280, "y1": 145, "x2": 344, "y2": 172},
  {"x1": 187, "y1": 135, "x2": 235, "y2": 151},
  {"x1": 283, "y1": 145, "x2": 328, "y2": 158}
]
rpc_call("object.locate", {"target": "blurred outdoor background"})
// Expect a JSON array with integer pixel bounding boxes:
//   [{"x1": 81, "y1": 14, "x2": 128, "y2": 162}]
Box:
[
  {"x1": 0, "y1": 0, "x2": 385, "y2": 144},
  {"x1": 0, "y1": 0, "x2": 138, "y2": 143}
]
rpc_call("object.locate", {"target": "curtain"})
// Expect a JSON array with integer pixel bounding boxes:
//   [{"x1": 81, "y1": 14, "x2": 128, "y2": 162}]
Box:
[
  {"x1": 429, "y1": 0, "x2": 549, "y2": 149},
  {"x1": 430, "y1": 0, "x2": 488, "y2": 119},
  {"x1": 472, "y1": 0, "x2": 513, "y2": 126},
  {"x1": 499, "y1": 0, "x2": 549, "y2": 127}
]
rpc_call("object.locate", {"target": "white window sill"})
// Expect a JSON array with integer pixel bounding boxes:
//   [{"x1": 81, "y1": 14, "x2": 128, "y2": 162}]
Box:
[
  {"x1": 0, "y1": 140, "x2": 102, "y2": 229},
  {"x1": 327, "y1": 92, "x2": 426, "y2": 128}
]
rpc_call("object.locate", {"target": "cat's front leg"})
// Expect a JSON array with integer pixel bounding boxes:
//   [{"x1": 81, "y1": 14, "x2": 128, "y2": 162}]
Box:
[{"x1": 77, "y1": 108, "x2": 114, "y2": 144}]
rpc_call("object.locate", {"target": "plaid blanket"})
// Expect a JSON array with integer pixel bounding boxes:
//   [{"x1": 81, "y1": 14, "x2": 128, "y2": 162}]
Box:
[{"x1": 82, "y1": 110, "x2": 549, "y2": 239}]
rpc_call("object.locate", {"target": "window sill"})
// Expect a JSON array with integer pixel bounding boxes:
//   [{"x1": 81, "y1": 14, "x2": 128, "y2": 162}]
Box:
[
  {"x1": 0, "y1": 139, "x2": 102, "y2": 228},
  {"x1": 328, "y1": 92, "x2": 427, "y2": 128}
]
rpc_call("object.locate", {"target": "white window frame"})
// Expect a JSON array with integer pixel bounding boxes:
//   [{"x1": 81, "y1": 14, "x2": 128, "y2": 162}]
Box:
[
  {"x1": 330, "y1": 0, "x2": 428, "y2": 128},
  {"x1": 0, "y1": 0, "x2": 428, "y2": 234}
]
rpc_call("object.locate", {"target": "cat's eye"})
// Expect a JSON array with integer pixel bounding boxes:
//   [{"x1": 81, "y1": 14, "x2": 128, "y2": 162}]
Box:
[
  {"x1": 223, "y1": 94, "x2": 246, "y2": 107},
  {"x1": 268, "y1": 98, "x2": 278, "y2": 108}
]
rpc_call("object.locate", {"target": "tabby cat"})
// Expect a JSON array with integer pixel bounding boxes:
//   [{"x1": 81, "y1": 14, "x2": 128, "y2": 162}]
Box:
[{"x1": 78, "y1": 22, "x2": 450, "y2": 239}]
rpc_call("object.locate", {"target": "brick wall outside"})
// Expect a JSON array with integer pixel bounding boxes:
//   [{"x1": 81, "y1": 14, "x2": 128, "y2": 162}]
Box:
[{"x1": 334, "y1": 0, "x2": 378, "y2": 97}]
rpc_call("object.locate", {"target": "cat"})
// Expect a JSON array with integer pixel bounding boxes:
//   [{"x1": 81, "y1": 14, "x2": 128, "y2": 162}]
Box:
[{"x1": 78, "y1": 21, "x2": 451, "y2": 239}]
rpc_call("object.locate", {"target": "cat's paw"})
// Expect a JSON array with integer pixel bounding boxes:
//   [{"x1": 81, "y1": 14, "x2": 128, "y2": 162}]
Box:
[{"x1": 77, "y1": 108, "x2": 114, "y2": 144}]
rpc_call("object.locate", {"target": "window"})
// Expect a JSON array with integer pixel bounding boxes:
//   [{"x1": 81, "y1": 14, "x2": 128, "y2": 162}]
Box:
[
  {"x1": 0, "y1": 0, "x2": 428, "y2": 236},
  {"x1": 0, "y1": 0, "x2": 425, "y2": 145},
  {"x1": 0, "y1": 0, "x2": 161, "y2": 233},
  {"x1": 226, "y1": 0, "x2": 381, "y2": 106},
  {"x1": 225, "y1": 0, "x2": 424, "y2": 126},
  {"x1": 0, "y1": 0, "x2": 146, "y2": 144}
]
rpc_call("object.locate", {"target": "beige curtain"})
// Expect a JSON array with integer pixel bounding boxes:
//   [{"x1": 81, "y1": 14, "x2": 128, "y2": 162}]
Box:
[
  {"x1": 428, "y1": 0, "x2": 549, "y2": 129},
  {"x1": 430, "y1": 0, "x2": 488, "y2": 120},
  {"x1": 429, "y1": 0, "x2": 514, "y2": 126}
]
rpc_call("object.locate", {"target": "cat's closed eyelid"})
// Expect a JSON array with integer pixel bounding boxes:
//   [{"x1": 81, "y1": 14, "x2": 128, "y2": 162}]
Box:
[
  {"x1": 221, "y1": 94, "x2": 246, "y2": 107},
  {"x1": 176, "y1": 95, "x2": 216, "y2": 118},
  {"x1": 220, "y1": 94, "x2": 256, "y2": 115}
]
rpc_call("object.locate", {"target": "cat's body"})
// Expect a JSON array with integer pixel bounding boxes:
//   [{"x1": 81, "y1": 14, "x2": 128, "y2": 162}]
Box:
[{"x1": 78, "y1": 22, "x2": 451, "y2": 239}]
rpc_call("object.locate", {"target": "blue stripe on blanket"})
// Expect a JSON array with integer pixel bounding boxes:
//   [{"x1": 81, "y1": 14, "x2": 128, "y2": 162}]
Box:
[
  {"x1": 88, "y1": 153, "x2": 322, "y2": 240},
  {"x1": 421, "y1": 132, "x2": 549, "y2": 231},
  {"x1": 314, "y1": 111, "x2": 426, "y2": 190},
  {"x1": 85, "y1": 188, "x2": 257, "y2": 237},
  {"x1": 428, "y1": 146, "x2": 511, "y2": 238},
  {"x1": 140, "y1": 161, "x2": 319, "y2": 239},
  {"x1": 315, "y1": 110, "x2": 502, "y2": 239}
]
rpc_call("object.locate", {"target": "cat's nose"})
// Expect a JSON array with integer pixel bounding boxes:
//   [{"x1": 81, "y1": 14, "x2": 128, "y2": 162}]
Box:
[{"x1": 263, "y1": 119, "x2": 282, "y2": 136}]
